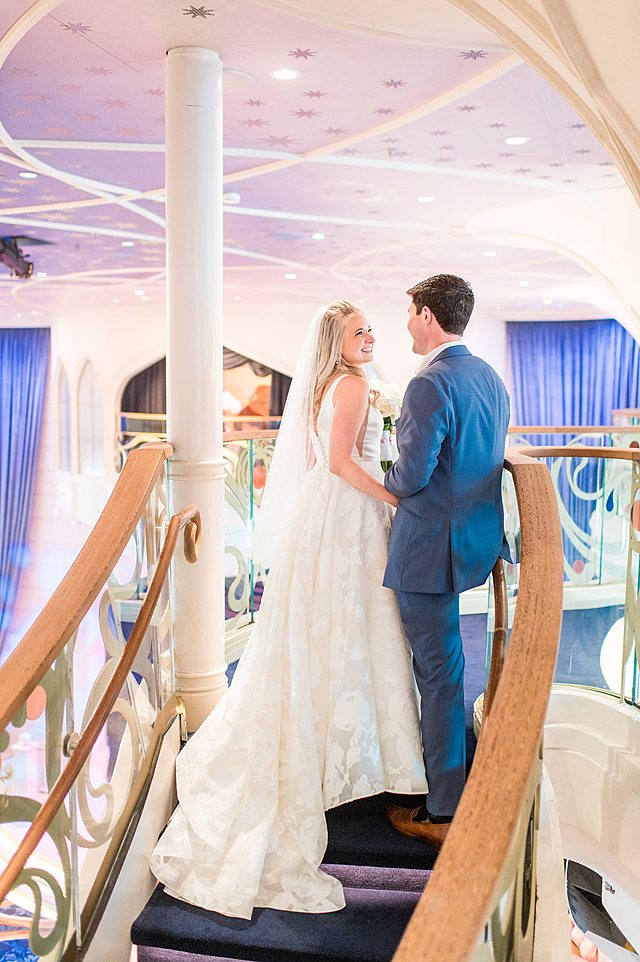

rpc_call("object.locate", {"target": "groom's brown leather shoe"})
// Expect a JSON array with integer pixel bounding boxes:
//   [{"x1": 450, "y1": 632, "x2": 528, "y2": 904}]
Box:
[{"x1": 386, "y1": 805, "x2": 451, "y2": 848}]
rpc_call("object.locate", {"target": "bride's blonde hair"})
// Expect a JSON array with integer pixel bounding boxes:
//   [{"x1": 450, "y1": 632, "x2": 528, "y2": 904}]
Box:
[{"x1": 312, "y1": 301, "x2": 366, "y2": 424}]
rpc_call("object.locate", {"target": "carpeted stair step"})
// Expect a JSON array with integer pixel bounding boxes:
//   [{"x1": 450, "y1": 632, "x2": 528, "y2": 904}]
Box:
[
  {"x1": 132, "y1": 862, "x2": 430, "y2": 962},
  {"x1": 324, "y1": 793, "x2": 439, "y2": 870}
]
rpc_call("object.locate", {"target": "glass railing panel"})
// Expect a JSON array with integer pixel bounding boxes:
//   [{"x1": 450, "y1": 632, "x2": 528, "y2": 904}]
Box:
[
  {"x1": 222, "y1": 433, "x2": 276, "y2": 634},
  {"x1": 0, "y1": 467, "x2": 174, "y2": 961},
  {"x1": 505, "y1": 449, "x2": 637, "y2": 700}
]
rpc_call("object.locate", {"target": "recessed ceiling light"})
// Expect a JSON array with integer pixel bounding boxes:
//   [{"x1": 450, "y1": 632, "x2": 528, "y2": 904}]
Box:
[
  {"x1": 121, "y1": 240, "x2": 134, "y2": 247},
  {"x1": 284, "y1": 272, "x2": 297, "y2": 280},
  {"x1": 223, "y1": 191, "x2": 241, "y2": 205},
  {"x1": 269, "y1": 68, "x2": 301, "y2": 81},
  {"x1": 518, "y1": 280, "x2": 530, "y2": 287},
  {"x1": 311, "y1": 232, "x2": 325, "y2": 240},
  {"x1": 503, "y1": 136, "x2": 529, "y2": 146},
  {"x1": 141, "y1": 295, "x2": 150, "y2": 301},
  {"x1": 482, "y1": 250, "x2": 497, "y2": 258},
  {"x1": 542, "y1": 298, "x2": 553, "y2": 305},
  {"x1": 234, "y1": 296, "x2": 241, "y2": 301},
  {"x1": 113, "y1": 298, "x2": 120, "y2": 304},
  {"x1": 134, "y1": 289, "x2": 145, "y2": 296},
  {"x1": 418, "y1": 195, "x2": 435, "y2": 204},
  {"x1": 19, "y1": 171, "x2": 38, "y2": 179}
]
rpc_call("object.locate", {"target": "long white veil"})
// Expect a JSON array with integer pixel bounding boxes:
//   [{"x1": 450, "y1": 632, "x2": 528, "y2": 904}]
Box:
[{"x1": 251, "y1": 307, "x2": 326, "y2": 566}]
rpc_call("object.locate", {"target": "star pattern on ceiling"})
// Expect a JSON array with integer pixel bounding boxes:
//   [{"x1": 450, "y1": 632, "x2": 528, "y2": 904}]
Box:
[
  {"x1": 0, "y1": 0, "x2": 624, "y2": 318},
  {"x1": 99, "y1": 98, "x2": 131, "y2": 109},
  {"x1": 113, "y1": 126, "x2": 150, "y2": 137},
  {"x1": 259, "y1": 135, "x2": 300, "y2": 148},
  {"x1": 61, "y1": 22, "x2": 93, "y2": 34},
  {"x1": 20, "y1": 91, "x2": 52, "y2": 103},
  {"x1": 182, "y1": 6, "x2": 214, "y2": 17}
]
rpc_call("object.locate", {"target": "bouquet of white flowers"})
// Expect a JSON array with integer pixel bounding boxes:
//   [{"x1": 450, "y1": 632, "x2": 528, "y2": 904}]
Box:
[{"x1": 369, "y1": 379, "x2": 403, "y2": 471}]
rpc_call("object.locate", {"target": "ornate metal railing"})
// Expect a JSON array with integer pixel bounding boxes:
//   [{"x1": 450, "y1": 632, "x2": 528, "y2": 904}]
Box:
[
  {"x1": 0, "y1": 444, "x2": 200, "y2": 961},
  {"x1": 222, "y1": 431, "x2": 276, "y2": 639},
  {"x1": 513, "y1": 446, "x2": 640, "y2": 705},
  {"x1": 115, "y1": 412, "x2": 280, "y2": 470}
]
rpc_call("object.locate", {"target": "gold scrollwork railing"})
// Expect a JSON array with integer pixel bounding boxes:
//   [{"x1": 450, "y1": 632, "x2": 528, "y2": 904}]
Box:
[
  {"x1": 516, "y1": 445, "x2": 640, "y2": 705},
  {"x1": 395, "y1": 451, "x2": 564, "y2": 962},
  {"x1": 0, "y1": 443, "x2": 201, "y2": 961}
]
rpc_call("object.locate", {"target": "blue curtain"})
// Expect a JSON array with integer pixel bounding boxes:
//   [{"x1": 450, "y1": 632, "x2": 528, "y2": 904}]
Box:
[
  {"x1": 0, "y1": 328, "x2": 50, "y2": 656},
  {"x1": 507, "y1": 319, "x2": 640, "y2": 429},
  {"x1": 507, "y1": 319, "x2": 640, "y2": 570}
]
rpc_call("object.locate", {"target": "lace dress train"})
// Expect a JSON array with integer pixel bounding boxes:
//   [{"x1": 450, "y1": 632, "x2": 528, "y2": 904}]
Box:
[{"x1": 150, "y1": 379, "x2": 427, "y2": 918}]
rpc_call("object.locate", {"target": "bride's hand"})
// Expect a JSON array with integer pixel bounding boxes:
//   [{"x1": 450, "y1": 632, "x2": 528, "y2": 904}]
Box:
[{"x1": 386, "y1": 492, "x2": 399, "y2": 508}]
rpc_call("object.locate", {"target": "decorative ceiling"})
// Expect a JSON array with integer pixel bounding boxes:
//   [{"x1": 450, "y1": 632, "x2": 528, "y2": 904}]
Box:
[{"x1": 0, "y1": 0, "x2": 629, "y2": 326}]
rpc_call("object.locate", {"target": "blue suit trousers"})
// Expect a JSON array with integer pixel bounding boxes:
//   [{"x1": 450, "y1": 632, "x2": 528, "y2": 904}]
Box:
[{"x1": 396, "y1": 590, "x2": 466, "y2": 818}]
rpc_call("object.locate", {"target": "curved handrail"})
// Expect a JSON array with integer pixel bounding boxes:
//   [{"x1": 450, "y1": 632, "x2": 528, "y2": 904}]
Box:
[
  {"x1": 517, "y1": 444, "x2": 640, "y2": 461},
  {"x1": 394, "y1": 450, "x2": 564, "y2": 962},
  {"x1": 508, "y1": 424, "x2": 640, "y2": 434},
  {"x1": 223, "y1": 429, "x2": 279, "y2": 442},
  {"x1": 484, "y1": 558, "x2": 508, "y2": 719},
  {"x1": 0, "y1": 502, "x2": 201, "y2": 907},
  {"x1": 0, "y1": 443, "x2": 174, "y2": 734}
]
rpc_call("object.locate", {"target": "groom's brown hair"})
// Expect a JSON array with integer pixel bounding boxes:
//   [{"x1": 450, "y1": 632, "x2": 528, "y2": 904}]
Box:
[{"x1": 407, "y1": 274, "x2": 474, "y2": 336}]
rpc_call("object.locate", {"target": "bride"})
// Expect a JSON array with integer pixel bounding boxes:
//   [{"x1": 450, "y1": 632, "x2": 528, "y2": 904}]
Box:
[{"x1": 150, "y1": 301, "x2": 427, "y2": 919}]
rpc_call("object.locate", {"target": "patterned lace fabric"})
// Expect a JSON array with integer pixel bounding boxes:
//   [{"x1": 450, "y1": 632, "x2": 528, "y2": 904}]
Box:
[{"x1": 150, "y1": 386, "x2": 427, "y2": 919}]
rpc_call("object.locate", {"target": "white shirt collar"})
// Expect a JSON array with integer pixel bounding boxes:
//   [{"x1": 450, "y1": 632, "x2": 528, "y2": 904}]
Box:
[{"x1": 416, "y1": 339, "x2": 464, "y2": 373}]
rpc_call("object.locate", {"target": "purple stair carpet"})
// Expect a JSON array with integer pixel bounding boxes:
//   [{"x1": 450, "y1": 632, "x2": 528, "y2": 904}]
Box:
[{"x1": 132, "y1": 615, "x2": 491, "y2": 961}]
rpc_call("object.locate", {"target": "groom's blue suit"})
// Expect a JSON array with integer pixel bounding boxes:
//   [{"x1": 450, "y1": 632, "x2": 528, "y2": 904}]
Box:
[{"x1": 384, "y1": 343, "x2": 510, "y2": 817}]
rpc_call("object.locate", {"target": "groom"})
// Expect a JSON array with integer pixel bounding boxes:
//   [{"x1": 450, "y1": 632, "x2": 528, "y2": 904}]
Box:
[{"x1": 384, "y1": 273, "x2": 510, "y2": 848}]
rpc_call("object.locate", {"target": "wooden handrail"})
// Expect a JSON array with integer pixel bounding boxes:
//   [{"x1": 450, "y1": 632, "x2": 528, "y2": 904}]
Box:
[
  {"x1": 484, "y1": 558, "x2": 508, "y2": 719},
  {"x1": 516, "y1": 444, "x2": 640, "y2": 461},
  {"x1": 0, "y1": 443, "x2": 173, "y2": 734},
  {"x1": 508, "y1": 424, "x2": 640, "y2": 434},
  {"x1": 0, "y1": 503, "x2": 201, "y2": 907},
  {"x1": 222, "y1": 429, "x2": 279, "y2": 442},
  {"x1": 394, "y1": 450, "x2": 564, "y2": 962}
]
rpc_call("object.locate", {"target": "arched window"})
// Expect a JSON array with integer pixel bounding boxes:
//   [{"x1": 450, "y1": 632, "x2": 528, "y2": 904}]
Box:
[
  {"x1": 57, "y1": 365, "x2": 72, "y2": 471},
  {"x1": 77, "y1": 361, "x2": 104, "y2": 476}
]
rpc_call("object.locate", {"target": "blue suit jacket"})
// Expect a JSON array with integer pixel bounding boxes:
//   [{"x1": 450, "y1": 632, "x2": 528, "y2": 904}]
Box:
[{"x1": 384, "y1": 345, "x2": 510, "y2": 594}]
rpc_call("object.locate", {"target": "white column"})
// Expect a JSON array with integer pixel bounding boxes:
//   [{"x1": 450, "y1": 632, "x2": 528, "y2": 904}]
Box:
[{"x1": 165, "y1": 46, "x2": 227, "y2": 730}]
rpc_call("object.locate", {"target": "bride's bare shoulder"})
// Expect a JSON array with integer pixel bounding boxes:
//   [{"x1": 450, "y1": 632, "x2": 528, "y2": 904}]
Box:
[{"x1": 333, "y1": 374, "x2": 369, "y2": 407}]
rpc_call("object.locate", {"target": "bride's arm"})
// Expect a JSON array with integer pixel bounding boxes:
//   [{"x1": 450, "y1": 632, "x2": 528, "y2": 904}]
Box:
[{"x1": 328, "y1": 376, "x2": 398, "y2": 506}]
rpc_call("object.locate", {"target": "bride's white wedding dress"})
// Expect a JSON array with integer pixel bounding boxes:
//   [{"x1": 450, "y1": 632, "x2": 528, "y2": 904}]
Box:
[{"x1": 150, "y1": 376, "x2": 427, "y2": 919}]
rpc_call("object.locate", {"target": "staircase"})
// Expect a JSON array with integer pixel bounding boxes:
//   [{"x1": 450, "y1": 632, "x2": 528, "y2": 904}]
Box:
[
  {"x1": 131, "y1": 791, "x2": 437, "y2": 962},
  {"x1": 130, "y1": 612, "x2": 491, "y2": 962}
]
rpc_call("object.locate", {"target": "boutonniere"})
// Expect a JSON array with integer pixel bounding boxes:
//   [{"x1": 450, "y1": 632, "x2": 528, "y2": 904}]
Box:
[{"x1": 369, "y1": 379, "x2": 403, "y2": 471}]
